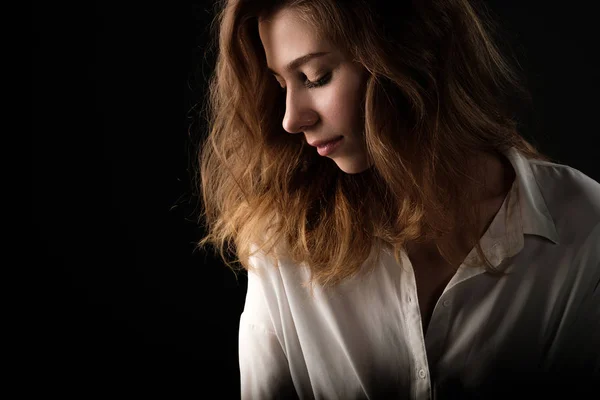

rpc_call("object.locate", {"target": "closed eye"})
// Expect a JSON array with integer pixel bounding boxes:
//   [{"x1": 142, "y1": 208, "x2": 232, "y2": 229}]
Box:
[
  {"x1": 305, "y1": 72, "x2": 332, "y2": 89},
  {"x1": 277, "y1": 72, "x2": 332, "y2": 93}
]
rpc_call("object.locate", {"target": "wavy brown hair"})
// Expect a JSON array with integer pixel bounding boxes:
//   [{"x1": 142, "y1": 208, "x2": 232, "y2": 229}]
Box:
[{"x1": 196, "y1": 0, "x2": 553, "y2": 293}]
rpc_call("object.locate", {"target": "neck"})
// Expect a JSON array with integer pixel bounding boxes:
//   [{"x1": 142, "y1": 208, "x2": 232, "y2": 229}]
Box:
[
  {"x1": 475, "y1": 150, "x2": 516, "y2": 236},
  {"x1": 477, "y1": 149, "x2": 516, "y2": 201},
  {"x1": 407, "y1": 150, "x2": 516, "y2": 263}
]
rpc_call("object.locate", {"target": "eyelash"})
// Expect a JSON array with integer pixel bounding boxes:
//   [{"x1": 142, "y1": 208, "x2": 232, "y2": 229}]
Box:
[
  {"x1": 279, "y1": 72, "x2": 332, "y2": 92},
  {"x1": 306, "y1": 72, "x2": 332, "y2": 88}
]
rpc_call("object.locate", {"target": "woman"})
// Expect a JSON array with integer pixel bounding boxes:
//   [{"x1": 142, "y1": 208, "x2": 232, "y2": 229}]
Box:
[{"x1": 197, "y1": 0, "x2": 600, "y2": 398}]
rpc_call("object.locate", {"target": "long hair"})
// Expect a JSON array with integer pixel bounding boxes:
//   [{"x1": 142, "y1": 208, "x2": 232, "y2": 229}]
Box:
[{"x1": 195, "y1": 0, "x2": 553, "y2": 293}]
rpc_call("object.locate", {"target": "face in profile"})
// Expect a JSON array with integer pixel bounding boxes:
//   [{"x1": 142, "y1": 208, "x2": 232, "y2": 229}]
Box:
[{"x1": 258, "y1": 7, "x2": 372, "y2": 174}]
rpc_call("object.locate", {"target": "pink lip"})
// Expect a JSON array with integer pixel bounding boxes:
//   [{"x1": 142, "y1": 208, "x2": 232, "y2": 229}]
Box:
[
  {"x1": 316, "y1": 136, "x2": 343, "y2": 156},
  {"x1": 308, "y1": 136, "x2": 343, "y2": 148}
]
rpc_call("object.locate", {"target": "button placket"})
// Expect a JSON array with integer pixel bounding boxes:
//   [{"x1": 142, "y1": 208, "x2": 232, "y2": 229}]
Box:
[{"x1": 401, "y1": 251, "x2": 432, "y2": 399}]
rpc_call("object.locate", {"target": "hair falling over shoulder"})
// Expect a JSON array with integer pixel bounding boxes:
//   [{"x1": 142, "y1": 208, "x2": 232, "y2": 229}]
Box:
[{"x1": 194, "y1": 0, "x2": 553, "y2": 292}]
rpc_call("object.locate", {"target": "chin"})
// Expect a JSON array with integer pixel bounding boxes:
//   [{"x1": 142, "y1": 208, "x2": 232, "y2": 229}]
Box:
[{"x1": 336, "y1": 162, "x2": 371, "y2": 175}]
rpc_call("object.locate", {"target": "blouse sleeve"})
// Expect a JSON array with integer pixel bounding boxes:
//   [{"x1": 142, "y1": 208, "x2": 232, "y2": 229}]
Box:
[
  {"x1": 238, "y1": 267, "x2": 299, "y2": 400},
  {"x1": 544, "y1": 222, "x2": 600, "y2": 392}
]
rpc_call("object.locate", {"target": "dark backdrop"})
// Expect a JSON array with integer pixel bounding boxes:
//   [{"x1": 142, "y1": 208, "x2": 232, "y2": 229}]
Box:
[{"x1": 31, "y1": 1, "x2": 598, "y2": 398}]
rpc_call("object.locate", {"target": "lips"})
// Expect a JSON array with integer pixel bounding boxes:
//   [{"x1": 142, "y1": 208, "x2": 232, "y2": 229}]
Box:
[
  {"x1": 315, "y1": 136, "x2": 343, "y2": 156},
  {"x1": 308, "y1": 135, "x2": 343, "y2": 147}
]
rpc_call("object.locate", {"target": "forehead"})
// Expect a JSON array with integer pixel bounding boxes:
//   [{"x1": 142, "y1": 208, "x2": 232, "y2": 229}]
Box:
[{"x1": 258, "y1": 7, "x2": 327, "y2": 68}]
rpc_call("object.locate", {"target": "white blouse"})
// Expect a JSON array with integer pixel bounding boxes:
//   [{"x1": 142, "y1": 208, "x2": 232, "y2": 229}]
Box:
[{"x1": 238, "y1": 147, "x2": 600, "y2": 399}]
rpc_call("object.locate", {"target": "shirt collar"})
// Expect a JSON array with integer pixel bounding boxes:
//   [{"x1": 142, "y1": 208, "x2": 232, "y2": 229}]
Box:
[{"x1": 462, "y1": 147, "x2": 560, "y2": 272}]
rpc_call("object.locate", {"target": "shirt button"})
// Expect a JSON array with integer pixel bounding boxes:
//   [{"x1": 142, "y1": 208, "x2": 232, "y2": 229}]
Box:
[
  {"x1": 418, "y1": 369, "x2": 426, "y2": 379},
  {"x1": 442, "y1": 299, "x2": 450, "y2": 307}
]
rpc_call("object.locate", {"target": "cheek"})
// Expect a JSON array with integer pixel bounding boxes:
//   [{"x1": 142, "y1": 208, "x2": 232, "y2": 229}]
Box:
[{"x1": 318, "y1": 81, "x2": 363, "y2": 128}]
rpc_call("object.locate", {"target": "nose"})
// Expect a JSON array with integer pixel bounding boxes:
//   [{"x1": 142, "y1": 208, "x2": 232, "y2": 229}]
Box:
[{"x1": 282, "y1": 89, "x2": 318, "y2": 134}]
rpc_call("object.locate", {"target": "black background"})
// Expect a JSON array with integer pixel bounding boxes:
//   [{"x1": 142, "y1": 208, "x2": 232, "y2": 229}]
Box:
[{"x1": 31, "y1": 1, "x2": 598, "y2": 397}]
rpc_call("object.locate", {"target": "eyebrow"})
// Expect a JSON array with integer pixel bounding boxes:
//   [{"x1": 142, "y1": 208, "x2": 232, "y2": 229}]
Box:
[{"x1": 267, "y1": 51, "x2": 330, "y2": 76}]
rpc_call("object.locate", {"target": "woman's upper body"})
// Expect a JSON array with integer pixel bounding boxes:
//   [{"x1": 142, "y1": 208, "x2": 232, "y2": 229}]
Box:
[
  {"x1": 239, "y1": 146, "x2": 600, "y2": 399},
  {"x1": 196, "y1": 1, "x2": 600, "y2": 398}
]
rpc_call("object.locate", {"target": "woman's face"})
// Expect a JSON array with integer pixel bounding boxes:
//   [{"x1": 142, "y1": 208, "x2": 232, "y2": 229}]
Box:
[{"x1": 258, "y1": 7, "x2": 372, "y2": 174}]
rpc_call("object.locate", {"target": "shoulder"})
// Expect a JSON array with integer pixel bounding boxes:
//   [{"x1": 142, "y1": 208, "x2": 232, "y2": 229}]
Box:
[
  {"x1": 517, "y1": 159, "x2": 599, "y2": 315},
  {"x1": 526, "y1": 159, "x2": 600, "y2": 286},
  {"x1": 246, "y1": 242, "x2": 310, "y2": 299},
  {"x1": 528, "y1": 159, "x2": 600, "y2": 202},
  {"x1": 528, "y1": 158, "x2": 600, "y2": 236},
  {"x1": 529, "y1": 158, "x2": 600, "y2": 199}
]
